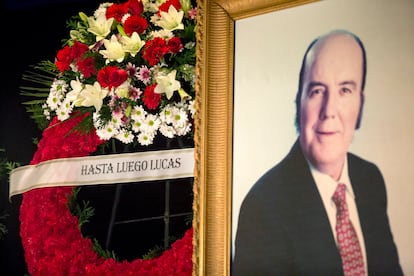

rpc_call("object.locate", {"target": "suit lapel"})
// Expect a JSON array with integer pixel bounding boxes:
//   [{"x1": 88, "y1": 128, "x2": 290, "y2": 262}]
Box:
[{"x1": 284, "y1": 141, "x2": 343, "y2": 273}]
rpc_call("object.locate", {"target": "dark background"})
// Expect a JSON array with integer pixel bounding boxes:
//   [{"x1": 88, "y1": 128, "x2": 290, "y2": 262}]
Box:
[{"x1": 0, "y1": 1, "x2": 193, "y2": 274}]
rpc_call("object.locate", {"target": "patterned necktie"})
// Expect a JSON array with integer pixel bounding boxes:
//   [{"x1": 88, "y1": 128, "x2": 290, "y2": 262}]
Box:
[{"x1": 332, "y1": 183, "x2": 366, "y2": 276}]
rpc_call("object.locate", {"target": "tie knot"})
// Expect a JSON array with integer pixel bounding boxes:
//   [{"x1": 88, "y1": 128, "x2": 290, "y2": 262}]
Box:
[{"x1": 332, "y1": 183, "x2": 347, "y2": 211}]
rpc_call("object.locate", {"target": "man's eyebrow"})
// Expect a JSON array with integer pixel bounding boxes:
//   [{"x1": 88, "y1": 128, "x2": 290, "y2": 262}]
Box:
[
  {"x1": 306, "y1": 81, "x2": 358, "y2": 89},
  {"x1": 339, "y1": 80, "x2": 357, "y2": 88},
  {"x1": 307, "y1": 81, "x2": 325, "y2": 88}
]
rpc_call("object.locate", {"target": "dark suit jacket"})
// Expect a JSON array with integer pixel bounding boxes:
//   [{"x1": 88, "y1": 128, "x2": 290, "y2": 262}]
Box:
[{"x1": 232, "y1": 140, "x2": 403, "y2": 275}]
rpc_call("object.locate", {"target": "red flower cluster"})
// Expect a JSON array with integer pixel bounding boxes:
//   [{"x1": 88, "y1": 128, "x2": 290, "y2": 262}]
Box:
[
  {"x1": 142, "y1": 84, "x2": 161, "y2": 110},
  {"x1": 124, "y1": 15, "x2": 148, "y2": 36},
  {"x1": 141, "y1": 36, "x2": 183, "y2": 66},
  {"x1": 142, "y1": 37, "x2": 170, "y2": 66},
  {"x1": 159, "y1": 0, "x2": 181, "y2": 13},
  {"x1": 20, "y1": 115, "x2": 193, "y2": 275},
  {"x1": 97, "y1": 66, "x2": 129, "y2": 90},
  {"x1": 55, "y1": 41, "x2": 96, "y2": 78},
  {"x1": 106, "y1": 0, "x2": 148, "y2": 36},
  {"x1": 168, "y1": 37, "x2": 184, "y2": 54},
  {"x1": 106, "y1": 0, "x2": 144, "y2": 22}
]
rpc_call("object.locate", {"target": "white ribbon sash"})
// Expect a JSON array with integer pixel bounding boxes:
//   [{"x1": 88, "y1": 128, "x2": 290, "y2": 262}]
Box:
[{"x1": 9, "y1": 148, "x2": 194, "y2": 197}]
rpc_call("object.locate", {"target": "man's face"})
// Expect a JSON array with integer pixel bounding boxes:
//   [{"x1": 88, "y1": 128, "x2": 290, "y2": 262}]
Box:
[{"x1": 299, "y1": 34, "x2": 363, "y2": 178}]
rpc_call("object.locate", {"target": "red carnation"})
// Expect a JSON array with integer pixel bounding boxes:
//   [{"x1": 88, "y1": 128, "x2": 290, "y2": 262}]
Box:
[
  {"x1": 124, "y1": 15, "x2": 148, "y2": 36},
  {"x1": 142, "y1": 84, "x2": 161, "y2": 110},
  {"x1": 106, "y1": 2, "x2": 129, "y2": 22},
  {"x1": 76, "y1": 57, "x2": 96, "y2": 79},
  {"x1": 97, "y1": 66, "x2": 128, "y2": 90},
  {"x1": 55, "y1": 41, "x2": 90, "y2": 73},
  {"x1": 71, "y1": 41, "x2": 89, "y2": 59},
  {"x1": 126, "y1": 0, "x2": 144, "y2": 16},
  {"x1": 159, "y1": 0, "x2": 181, "y2": 13},
  {"x1": 167, "y1": 37, "x2": 183, "y2": 54},
  {"x1": 55, "y1": 45, "x2": 73, "y2": 72},
  {"x1": 142, "y1": 37, "x2": 169, "y2": 66}
]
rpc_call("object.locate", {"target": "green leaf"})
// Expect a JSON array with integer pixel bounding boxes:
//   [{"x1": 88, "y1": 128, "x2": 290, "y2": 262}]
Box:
[
  {"x1": 21, "y1": 100, "x2": 46, "y2": 105},
  {"x1": 92, "y1": 239, "x2": 118, "y2": 260},
  {"x1": 67, "y1": 187, "x2": 95, "y2": 229}
]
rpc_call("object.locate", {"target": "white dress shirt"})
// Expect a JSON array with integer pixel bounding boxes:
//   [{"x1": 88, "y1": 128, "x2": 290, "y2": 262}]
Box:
[{"x1": 309, "y1": 157, "x2": 368, "y2": 275}]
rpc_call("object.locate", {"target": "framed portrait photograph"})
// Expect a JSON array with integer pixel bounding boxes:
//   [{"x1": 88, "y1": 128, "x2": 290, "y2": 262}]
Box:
[{"x1": 195, "y1": 0, "x2": 414, "y2": 275}]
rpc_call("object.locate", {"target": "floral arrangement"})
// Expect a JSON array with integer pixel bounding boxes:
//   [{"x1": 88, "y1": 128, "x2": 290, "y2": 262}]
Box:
[
  {"x1": 25, "y1": 0, "x2": 196, "y2": 146},
  {"x1": 20, "y1": 114, "x2": 193, "y2": 275},
  {"x1": 18, "y1": 0, "x2": 196, "y2": 274}
]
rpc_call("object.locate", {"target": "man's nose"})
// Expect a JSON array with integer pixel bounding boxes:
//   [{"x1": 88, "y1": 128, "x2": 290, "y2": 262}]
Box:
[{"x1": 320, "y1": 91, "x2": 337, "y2": 120}]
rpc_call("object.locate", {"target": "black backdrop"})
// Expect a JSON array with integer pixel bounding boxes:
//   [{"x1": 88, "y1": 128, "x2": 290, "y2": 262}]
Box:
[
  {"x1": 0, "y1": 1, "x2": 193, "y2": 274},
  {"x1": 0, "y1": 1, "x2": 102, "y2": 274}
]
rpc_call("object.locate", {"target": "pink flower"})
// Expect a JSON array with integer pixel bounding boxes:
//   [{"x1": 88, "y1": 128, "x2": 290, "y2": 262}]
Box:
[{"x1": 137, "y1": 66, "x2": 151, "y2": 84}]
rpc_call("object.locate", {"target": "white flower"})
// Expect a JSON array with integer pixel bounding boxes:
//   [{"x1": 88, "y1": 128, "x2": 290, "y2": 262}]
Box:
[
  {"x1": 171, "y1": 107, "x2": 188, "y2": 127},
  {"x1": 50, "y1": 79, "x2": 68, "y2": 94},
  {"x1": 188, "y1": 100, "x2": 196, "y2": 117},
  {"x1": 31, "y1": 0, "x2": 196, "y2": 147},
  {"x1": 96, "y1": 123, "x2": 119, "y2": 140},
  {"x1": 131, "y1": 119, "x2": 143, "y2": 133},
  {"x1": 160, "y1": 104, "x2": 174, "y2": 124},
  {"x1": 137, "y1": 131, "x2": 155, "y2": 146},
  {"x1": 76, "y1": 82, "x2": 108, "y2": 112},
  {"x1": 56, "y1": 98, "x2": 73, "y2": 121},
  {"x1": 120, "y1": 32, "x2": 145, "y2": 57},
  {"x1": 131, "y1": 105, "x2": 147, "y2": 121},
  {"x1": 143, "y1": 0, "x2": 161, "y2": 13},
  {"x1": 150, "y1": 29, "x2": 173, "y2": 39},
  {"x1": 116, "y1": 129, "x2": 134, "y2": 144},
  {"x1": 87, "y1": 14, "x2": 114, "y2": 41},
  {"x1": 94, "y1": 3, "x2": 112, "y2": 19},
  {"x1": 46, "y1": 90, "x2": 63, "y2": 111},
  {"x1": 42, "y1": 103, "x2": 51, "y2": 120},
  {"x1": 114, "y1": 81, "x2": 130, "y2": 98},
  {"x1": 159, "y1": 103, "x2": 191, "y2": 137},
  {"x1": 66, "y1": 78, "x2": 83, "y2": 102},
  {"x1": 100, "y1": 35, "x2": 125, "y2": 63},
  {"x1": 155, "y1": 70, "x2": 180, "y2": 99},
  {"x1": 141, "y1": 114, "x2": 161, "y2": 133},
  {"x1": 154, "y1": 5, "x2": 184, "y2": 31},
  {"x1": 110, "y1": 112, "x2": 124, "y2": 128},
  {"x1": 47, "y1": 79, "x2": 67, "y2": 111},
  {"x1": 159, "y1": 124, "x2": 176, "y2": 138},
  {"x1": 175, "y1": 121, "x2": 191, "y2": 136}
]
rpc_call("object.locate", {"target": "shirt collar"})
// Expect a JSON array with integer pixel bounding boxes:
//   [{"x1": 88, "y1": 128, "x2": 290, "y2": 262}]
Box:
[{"x1": 307, "y1": 156, "x2": 356, "y2": 200}]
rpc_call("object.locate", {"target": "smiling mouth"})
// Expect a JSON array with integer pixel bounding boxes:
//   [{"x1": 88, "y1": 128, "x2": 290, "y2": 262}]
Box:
[{"x1": 316, "y1": 130, "x2": 338, "y2": 136}]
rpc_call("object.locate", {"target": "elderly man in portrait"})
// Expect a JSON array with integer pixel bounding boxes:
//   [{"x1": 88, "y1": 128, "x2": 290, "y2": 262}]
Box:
[{"x1": 233, "y1": 30, "x2": 403, "y2": 275}]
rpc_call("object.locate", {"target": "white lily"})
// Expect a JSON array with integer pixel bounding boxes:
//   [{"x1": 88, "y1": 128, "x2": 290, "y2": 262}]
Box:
[
  {"x1": 87, "y1": 13, "x2": 114, "y2": 41},
  {"x1": 76, "y1": 82, "x2": 108, "y2": 112},
  {"x1": 120, "y1": 32, "x2": 145, "y2": 57},
  {"x1": 155, "y1": 70, "x2": 181, "y2": 99},
  {"x1": 100, "y1": 35, "x2": 125, "y2": 63},
  {"x1": 114, "y1": 81, "x2": 130, "y2": 98},
  {"x1": 66, "y1": 78, "x2": 84, "y2": 104},
  {"x1": 155, "y1": 5, "x2": 184, "y2": 31}
]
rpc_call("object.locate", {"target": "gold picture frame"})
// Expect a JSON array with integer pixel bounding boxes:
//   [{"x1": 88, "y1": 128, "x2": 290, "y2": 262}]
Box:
[{"x1": 193, "y1": 0, "x2": 317, "y2": 275}]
